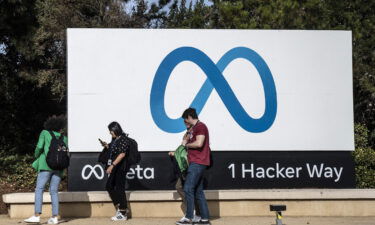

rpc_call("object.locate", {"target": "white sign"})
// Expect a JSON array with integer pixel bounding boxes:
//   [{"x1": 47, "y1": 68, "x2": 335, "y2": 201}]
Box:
[{"x1": 67, "y1": 29, "x2": 354, "y2": 152}]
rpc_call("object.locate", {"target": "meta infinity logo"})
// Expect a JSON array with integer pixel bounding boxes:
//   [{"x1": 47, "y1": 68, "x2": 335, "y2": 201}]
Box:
[{"x1": 150, "y1": 47, "x2": 277, "y2": 133}]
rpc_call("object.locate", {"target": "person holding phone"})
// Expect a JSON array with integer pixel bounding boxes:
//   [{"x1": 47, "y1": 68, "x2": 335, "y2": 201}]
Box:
[
  {"x1": 98, "y1": 138, "x2": 107, "y2": 148},
  {"x1": 100, "y1": 121, "x2": 130, "y2": 221}
]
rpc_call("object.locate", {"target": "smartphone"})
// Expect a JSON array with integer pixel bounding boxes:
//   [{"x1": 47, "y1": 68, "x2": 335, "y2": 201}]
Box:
[{"x1": 98, "y1": 138, "x2": 105, "y2": 145}]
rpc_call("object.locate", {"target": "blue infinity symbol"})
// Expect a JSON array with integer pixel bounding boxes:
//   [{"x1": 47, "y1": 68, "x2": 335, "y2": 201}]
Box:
[{"x1": 150, "y1": 47, "x2": 277, "y2": 133}]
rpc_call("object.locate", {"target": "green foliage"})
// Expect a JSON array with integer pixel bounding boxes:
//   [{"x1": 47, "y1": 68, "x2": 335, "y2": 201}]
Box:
[
  {"x1": 166, "y1": 0, "x2": 210, "y2": 28},
  {"x1": 165, "y1": 0, "x2": 375, "y2": 151},
  {"x1": 0, "y1": 151, "x2": 37, "y2": 190},
  {"x1": 1, "y1": 0, "x2": 375, "y2": 188},
  {"x1": 353, "y1": 124, "x2": 375, "y2": 188},
  {"x1": 0, "y1": 0, "x2": 144, "y2": 157},
  {"x1": 29, "y1": 0, "x2": 133, "y2": 98}
]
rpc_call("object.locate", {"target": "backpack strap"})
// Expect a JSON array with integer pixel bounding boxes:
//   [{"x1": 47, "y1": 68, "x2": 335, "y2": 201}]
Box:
[
  {"x1": 49, "y1": 130, "x2": 57, "y2": 140},
  {"x1": 49, "y1": 130, "x2": 63, "y2": 140}
]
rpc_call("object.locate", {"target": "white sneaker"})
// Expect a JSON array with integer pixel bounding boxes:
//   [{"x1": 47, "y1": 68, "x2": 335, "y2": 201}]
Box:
[
  {"x1": 111, "y1": 209, "x2": 120, "y2": 221},
  {"x1": 193, "y1": 215, "x2": 201, "y2": 223},
  {"x1": 176, "y1": 216, "x2": 192, "y2": 225},
  {"x1": 111, "y1": 212, "x2": 127, "y2": 221},
  {"x1": 24, "y1": 215, "x2": 40, "y2": 223},
  {"x1": 47, "y1": 217, "x2": 58, "y2": 224},
  {"x1": 179, "y1": 216, "x2": 188, "y2": 221}
]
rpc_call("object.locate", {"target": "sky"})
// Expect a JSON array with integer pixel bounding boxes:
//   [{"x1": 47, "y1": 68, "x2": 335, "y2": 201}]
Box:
[
  {"x1": 0, "y1": 43, "x2": 5, "y2": 54},
  {"x1": 124, "y1": 0, "x2": 213, "y2": 14}
]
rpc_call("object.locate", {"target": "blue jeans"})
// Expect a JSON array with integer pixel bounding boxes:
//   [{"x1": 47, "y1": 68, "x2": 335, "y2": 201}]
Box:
[
  {"x1": 34, "y1": 171, "x2": 61, "y2": 216},
  {"x1": 183, "y1": 163, "x2": 209, "y2": 220}
]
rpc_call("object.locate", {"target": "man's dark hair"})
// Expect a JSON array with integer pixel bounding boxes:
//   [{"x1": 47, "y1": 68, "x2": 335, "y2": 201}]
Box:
[
  {"x1": 108, "y1": 121, "x2": 124, "y2": 137},
  {"x1": 44, "y1": 115, "x2": 66, "y2": 132},
  {"x1": 182, "y1": 108, "x2": 198, "y2": 119}
]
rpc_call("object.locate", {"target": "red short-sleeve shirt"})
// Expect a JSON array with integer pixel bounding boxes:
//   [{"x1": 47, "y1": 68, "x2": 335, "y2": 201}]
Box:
[{"x1": 187, "y1": 121, "x2": 211, "y2": 166}]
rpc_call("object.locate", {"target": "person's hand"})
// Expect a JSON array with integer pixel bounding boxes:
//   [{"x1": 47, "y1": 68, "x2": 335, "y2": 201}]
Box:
[
  {"x1": 182, "y1": 139, "x2": 188, "y2": 147},
  {"x1": 183, "y1": 132, "x2": 189, "y2": 140},
  {"x1": 106, "y1": 165, "x2": 114, "y2": 174},
  {"x1": 168, "y1": 151, "x2": 175, "y2": 156},
  {"x1": 101, "y1": 141, "x2": 109, "y2": 149}
]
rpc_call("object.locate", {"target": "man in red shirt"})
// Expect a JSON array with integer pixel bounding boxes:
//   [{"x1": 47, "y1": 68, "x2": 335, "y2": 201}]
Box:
[{"x1": 176, "y1": 108, "x2": 211, "y2": 225}]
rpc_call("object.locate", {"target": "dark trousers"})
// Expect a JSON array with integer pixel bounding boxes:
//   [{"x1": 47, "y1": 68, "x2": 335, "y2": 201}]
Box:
[{"x1": 106, "y1": 165, "x2": 128, "y2": 210}]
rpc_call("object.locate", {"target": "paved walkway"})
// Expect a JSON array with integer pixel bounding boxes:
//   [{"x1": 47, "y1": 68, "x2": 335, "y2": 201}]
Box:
[{"x1": 2, "y1": 215, "x2": 375, "y2": 225}]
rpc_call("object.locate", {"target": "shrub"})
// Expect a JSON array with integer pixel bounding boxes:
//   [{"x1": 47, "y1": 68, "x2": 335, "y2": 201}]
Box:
[
  {"x1": 353, "y1": 123, "x2": 375, "y2": 188},
  {"x1": 0, "y1": 150, "x2": 37, "y2": 190}
]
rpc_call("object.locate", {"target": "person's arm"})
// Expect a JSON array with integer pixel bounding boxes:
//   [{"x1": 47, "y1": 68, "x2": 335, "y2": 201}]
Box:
[
  {"x1": 106, "y1": 153, "x2": 125, "y2": 174},
  {"x1": 184, "y1": 135, "x2": 205, "y2": 149},
  {"x1": 182, "y1": 124, "x2": 206, "y2": 149},
  {"x1": 34, "y1": 131, "x2": 46, "y2": 158},
  {"x1": 112, "y1": 153, "x2": 126, "y2": 166},
  {"x1": 106, "y1": 137, "x2": 128, "y2": 174}
]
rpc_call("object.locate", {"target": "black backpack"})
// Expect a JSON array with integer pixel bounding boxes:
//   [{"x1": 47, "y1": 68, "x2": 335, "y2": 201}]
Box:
[
  {"x1": 46, "y1": 131, "x2": 70, "y2": 170},
  {"x1": 125, "y1": 135, "x2": 141, "y2": 166}
]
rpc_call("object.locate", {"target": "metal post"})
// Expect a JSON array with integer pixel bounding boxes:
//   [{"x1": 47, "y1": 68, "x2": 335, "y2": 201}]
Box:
[{"x1": 276, "y1": 211, "x2": 283, "y2": 225}]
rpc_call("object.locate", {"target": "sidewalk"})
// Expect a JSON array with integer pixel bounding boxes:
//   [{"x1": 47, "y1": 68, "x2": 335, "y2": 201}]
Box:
[{"x1": 1, "y1": 215, "x2": 375, "y2": 225}]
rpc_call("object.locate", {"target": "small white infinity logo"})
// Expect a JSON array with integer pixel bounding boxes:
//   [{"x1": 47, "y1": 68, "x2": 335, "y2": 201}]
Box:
[{"x1": 81, "y1": 164, "x2": 104, "y2": 180}]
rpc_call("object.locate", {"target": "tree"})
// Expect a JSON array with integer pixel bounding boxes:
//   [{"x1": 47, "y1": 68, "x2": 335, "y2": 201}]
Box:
[
  {"x1": 0, "y1": 0, "x2": 133, "y2": 155},
  {"x1": 207, "y1": 0, "x2": 375, "y2": 148},
  {"x1": 0, "y1": 0, "x2": 374, "y2": 183}
]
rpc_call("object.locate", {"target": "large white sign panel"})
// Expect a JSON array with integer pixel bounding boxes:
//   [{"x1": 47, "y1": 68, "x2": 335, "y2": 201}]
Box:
[{"x1": 67, "y1": 29, "x2": 354, "y2": 152}]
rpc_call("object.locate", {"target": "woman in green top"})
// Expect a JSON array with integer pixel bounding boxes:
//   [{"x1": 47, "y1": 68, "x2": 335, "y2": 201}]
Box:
[{"x1": 24, "y1": 115, "x2": 67, "y2": 225}]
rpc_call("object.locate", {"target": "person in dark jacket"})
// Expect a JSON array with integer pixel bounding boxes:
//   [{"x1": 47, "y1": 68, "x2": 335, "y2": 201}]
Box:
[{"x1": 101, "y1": 121, "x2": 130, "y2": 221}]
